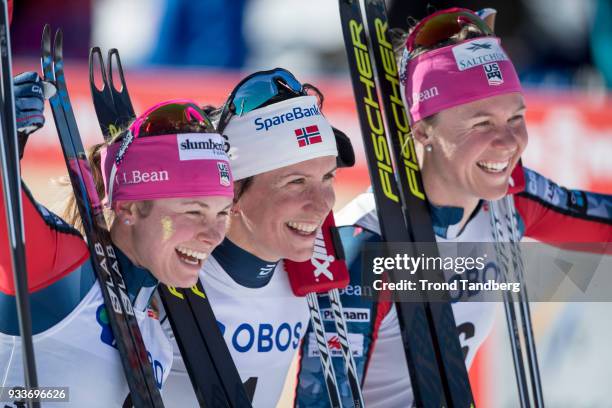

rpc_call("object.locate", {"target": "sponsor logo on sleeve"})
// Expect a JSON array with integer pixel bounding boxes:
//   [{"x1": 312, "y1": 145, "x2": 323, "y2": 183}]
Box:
[{"x1": 567, "y1": 190, "x2": 588, "y2": 214}]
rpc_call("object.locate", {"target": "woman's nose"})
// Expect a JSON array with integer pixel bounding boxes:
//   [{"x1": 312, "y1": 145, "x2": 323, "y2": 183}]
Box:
[
  {"x1": 196, "y1": 225, "x2": 224, "y2": 248},
  {"x1": 304, "y1": 185, "x2": 335, "y2": 214},
  {"x1": 491, "y1": 124, "x2": 519, "y2": 151}
]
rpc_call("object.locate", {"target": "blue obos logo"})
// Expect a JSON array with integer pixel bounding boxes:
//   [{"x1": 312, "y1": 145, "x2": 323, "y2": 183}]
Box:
[{"x1": 224, "y1": 321, "x2": 303, "y2": 353}]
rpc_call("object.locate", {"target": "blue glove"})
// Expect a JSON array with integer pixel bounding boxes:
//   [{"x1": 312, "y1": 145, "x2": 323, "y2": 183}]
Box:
[
  {"x1": 14, "y1": 72, "x2": 57, "y2": 158},
  {"x1": 14, "y1": 71, "x2": 46, "y2": 136}
]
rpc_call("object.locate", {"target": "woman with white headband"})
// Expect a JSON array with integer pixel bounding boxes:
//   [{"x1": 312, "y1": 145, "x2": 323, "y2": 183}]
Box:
[
  {"x1": 0, "y1": 97, "x2": 234, "y2": 406},
  {"x1": 162, "y1": 68, "x2": 355, "y2": 407},
  {"x1": 294, "y1": 8, "x2": 612, "y2": 407}
]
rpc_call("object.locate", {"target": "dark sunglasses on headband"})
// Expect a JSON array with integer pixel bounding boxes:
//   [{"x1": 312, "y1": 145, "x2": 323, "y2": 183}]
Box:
[
  {"x1": 406, "y1": 7, "x2": 494, "y2": 58},
  {"x1": 137, "y1": 101, "x2": 215, "y2": 138},
  {"x1": 217, "y1": 68, "x2": 306, "y2": 134},
  {"x1": 115, "y1": 100, "x2": 217, "y2": 165}
]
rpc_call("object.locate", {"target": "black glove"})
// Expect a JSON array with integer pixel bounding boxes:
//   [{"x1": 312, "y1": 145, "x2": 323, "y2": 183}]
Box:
[{"x1": 14, "y1": 71, "x2": 48, "y2": 158}]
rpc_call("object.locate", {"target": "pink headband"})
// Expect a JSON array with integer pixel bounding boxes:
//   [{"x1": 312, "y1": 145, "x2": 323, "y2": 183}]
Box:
[
  {"x1": 401, "y1": 37, "x2": 522, "y2": 122},
  {"x1": 101, "y1": 132, "x2": 233, "y2": 205}
]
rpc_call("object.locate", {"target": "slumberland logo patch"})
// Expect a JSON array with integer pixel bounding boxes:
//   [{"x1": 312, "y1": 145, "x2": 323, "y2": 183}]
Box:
[{"x1": 177, "y1": 134, "x2": 227, "y2": 161}]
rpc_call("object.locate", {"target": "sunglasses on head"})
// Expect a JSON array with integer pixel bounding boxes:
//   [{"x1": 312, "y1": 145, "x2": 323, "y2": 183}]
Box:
[
  {"x1": 134, "y1": 100, "x2": 214, "y2": 138},
  {"x1": 114, "y1": 100, "x2": 215, "y2": 165},
  {"x1": 217, "y1": 68, "x2": 306, "y2": 133},
  {"x1": 406, "y1": 7, "x2": 494, "y2": 58}
]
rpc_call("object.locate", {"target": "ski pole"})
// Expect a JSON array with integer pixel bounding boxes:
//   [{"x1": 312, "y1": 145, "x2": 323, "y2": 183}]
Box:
[
  {"x1": 504, "y1": 196, "x2": 545, "y2": 407},
  {"x1": 328, "y1": 288, "x2": 365, "y2": 407},
  {"x1": 307, "y1": 292, "x2": 343, "y2": 408},
  {"x1": 489, "y1": 199, "x2": 531, "y2": 407},
  {"x1": 0, "y1": 2, "x2": 39, "y2": 406}
]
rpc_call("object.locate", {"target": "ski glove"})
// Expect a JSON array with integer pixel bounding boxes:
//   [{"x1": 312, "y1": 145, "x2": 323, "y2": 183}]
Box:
[{"x1": 14, "y1": 71, "x2": 55, "y2": 158}]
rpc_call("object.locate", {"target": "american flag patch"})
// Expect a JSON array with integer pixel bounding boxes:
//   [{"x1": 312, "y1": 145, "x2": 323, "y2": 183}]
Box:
[{"x1": 295, "y1": 125, "x2": 322, "y2": 147}]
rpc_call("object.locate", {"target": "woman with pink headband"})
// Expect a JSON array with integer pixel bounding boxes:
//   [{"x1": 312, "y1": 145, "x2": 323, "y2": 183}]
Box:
[
  {"x1": 295, "y1": 8, "x2": 612, "y2": 407},
  {"x1": 0, "y1": 98, "x2": 234, "y2": 406}
]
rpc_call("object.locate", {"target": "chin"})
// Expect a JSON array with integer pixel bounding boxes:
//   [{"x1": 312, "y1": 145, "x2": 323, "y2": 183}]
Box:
[
  {"x1": 165, "y1": 271, "x2": 200, "y2": 288},
  {"x1": 479, "y1": 183, "x2": 509, "y2": 201},
  {"x1": 283, "y1": 246, "x2": 316, "y2": 262}
]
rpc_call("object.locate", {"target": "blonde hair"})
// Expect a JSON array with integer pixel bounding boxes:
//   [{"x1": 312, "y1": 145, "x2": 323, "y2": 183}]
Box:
[{"x1": 61, "y1": 131, "x2": 138, "y2": 233}]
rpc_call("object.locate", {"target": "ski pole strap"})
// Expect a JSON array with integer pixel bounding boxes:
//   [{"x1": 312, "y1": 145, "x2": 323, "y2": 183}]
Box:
[
  {"x1": 102, "y1": 133, "x2": 233, "y2": 205},
  {"x1": 400, "y1": 37, "x2": 522, "y2": 122}
]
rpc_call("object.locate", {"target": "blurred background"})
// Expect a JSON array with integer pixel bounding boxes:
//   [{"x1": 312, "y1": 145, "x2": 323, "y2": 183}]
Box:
[{"x1": 10, "y1": 0, "x2": 612, "y2": 406}]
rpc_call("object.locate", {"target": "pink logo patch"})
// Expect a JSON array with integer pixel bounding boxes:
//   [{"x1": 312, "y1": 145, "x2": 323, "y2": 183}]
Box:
[{"x1": 295, "y1": 125, "x2": 322, "y2": 147}]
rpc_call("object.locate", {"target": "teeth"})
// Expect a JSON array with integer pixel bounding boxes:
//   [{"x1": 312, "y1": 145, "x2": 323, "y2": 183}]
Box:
[
  {"x1": 176, "y1": 246, "x2": 209, "y2": 261},
  {"x1": 477, "y1": 161, "x2": 509, "y2": 172},
  {"x1": 286, "y1": 221, "x2": 318, "y2": 233}
]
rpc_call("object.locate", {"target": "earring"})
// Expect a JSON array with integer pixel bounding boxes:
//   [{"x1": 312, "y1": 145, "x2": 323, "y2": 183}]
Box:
[
  {"x1": 124, "y1": 219, "x2": 131, "y2": 225},
  {"x1": 425, "y1": 144, "x2": 433, "y2": 152}
]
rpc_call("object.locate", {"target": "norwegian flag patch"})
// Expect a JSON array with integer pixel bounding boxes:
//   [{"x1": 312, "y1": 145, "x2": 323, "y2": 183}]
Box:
[{"x1": 295, "y1": 125, "x2": 322, "y2": 147}]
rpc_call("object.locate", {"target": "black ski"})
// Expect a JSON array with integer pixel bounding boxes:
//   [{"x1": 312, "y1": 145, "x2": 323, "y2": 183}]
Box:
[
  {"x1": 0, "y1": 1, "x2": 39, "y2": 406},
  {"x1": 88, "y1": 47, "x2": 135, "y2": 140},
  {"x1": 338, "y1": 0, "x2": 474, "y2": 406},
  {"x1": 158, "y1": 284, "x2": 232, "y2": 407},
  {"x1": 41, "y1": 26, "x2": 164, "y2": 407},
  {"x1": 88, "y1": 48, "x2": 252, "y2": 407}
]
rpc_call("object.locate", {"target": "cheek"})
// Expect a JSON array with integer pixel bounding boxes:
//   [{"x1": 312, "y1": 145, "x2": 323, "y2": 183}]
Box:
[
  {"x1": 457, "y1": 135, "x2": 492, "y2": 166},
  {"x1": 516, "y1": 126, "x2": 529, "y2": 151},
  {"x1": 438, "y1": 139, "x2": 480, "y2": 170},
  {"x1": 163, "y1": 216, "x2": 201, "y2": 243},
  {"x1": 160, "y1": 216, "x2": 175, "y2": 242},
  {"x1": 323, "y1": 185, "x2": 336, "y2": 209},
  {"x1": 213, "y1": 219, "x2": 229, "y2": 245}
]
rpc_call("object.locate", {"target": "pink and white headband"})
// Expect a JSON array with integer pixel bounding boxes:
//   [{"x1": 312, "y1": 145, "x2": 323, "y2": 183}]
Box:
[{"x1": 401, "y1": 37, "x2": 523, "y2": 122}]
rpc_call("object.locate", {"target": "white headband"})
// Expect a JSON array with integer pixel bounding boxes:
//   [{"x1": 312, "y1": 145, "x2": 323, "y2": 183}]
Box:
[{"x1": 223, "y1": 95, "x2": 338, "y2": 180}]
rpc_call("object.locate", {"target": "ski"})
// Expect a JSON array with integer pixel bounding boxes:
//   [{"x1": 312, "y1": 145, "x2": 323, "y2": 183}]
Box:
[
  {"x1": 504, "y1": 196, "x2": 544, "y2": 407},
  {"x1": 0, "y1": 1, "x2": 39, "y2": 406},
  {"x1": 338, "y1": 0, "x2": 474, "y2": 406},
  {"x1": 88, "y1": 47, "x2": 135, "y2": 140},
  {"x1": 88, "y1": 48, "x2": 252, "y2": 407},
  {"x1": 41, "y1": 26, "x2": 164, "y2": 407}
]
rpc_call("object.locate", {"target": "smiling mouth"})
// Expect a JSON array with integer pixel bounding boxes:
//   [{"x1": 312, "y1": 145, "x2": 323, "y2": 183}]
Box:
[
  {"x1": 286, "y1": 221, "x2": 319, "y2": 236},
  {"x1": 477, "y1": 160, "x2": 510, "y2": 174},
  {"x1": 175, "y1": 246, "x2": 209, "y2": 266}
]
